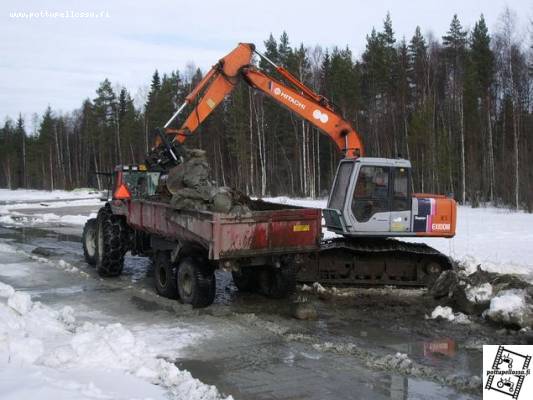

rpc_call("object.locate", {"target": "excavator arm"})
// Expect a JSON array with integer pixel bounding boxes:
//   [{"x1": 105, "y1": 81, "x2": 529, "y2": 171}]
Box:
[{"x1": 160, "y1": 43, "x2": 363, "y2": 158}]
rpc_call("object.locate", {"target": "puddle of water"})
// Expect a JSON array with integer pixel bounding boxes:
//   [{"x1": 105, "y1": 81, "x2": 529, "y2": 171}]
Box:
[
  {"x1": 175, "y1": 348, "x2": 476, "y2": 400},
  {"x1": 311, "y1": 306, "x2": 482, "y2": 380}
]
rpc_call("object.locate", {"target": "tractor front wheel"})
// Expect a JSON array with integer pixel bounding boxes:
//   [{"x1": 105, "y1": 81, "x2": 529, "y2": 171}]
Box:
[
  {"x1": 82, "y1": 218, "x2": 97, "y2": 266},
  {"x1": 95, "y1": 207, "x2": 129, "y2": 277}
]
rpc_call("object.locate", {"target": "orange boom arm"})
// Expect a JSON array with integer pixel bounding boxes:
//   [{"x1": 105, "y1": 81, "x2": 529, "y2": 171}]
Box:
[{"x1": 162, "y1": 43, "x2": 363, "y2": 158}]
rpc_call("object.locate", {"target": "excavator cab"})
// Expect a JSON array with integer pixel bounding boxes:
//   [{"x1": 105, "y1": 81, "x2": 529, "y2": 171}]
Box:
[{"x1": 324, "y1": 157, "x2": 456, "y2": 238}]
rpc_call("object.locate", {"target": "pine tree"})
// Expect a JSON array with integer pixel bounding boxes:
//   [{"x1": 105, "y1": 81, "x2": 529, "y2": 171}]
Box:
[
  {"x1": 470, "y1": 15, "x2": 495, "y2": 201},
  {"x1": 93, "y1": 79, "x2": 118, "y2": 169},
  {"x1": 38, "y1": 107, "x2": 56, "y2": 189},
  {"x1": 443, "y1": 14, "x2": 468, "y2": 204},
  {"x1": 15, "y1": 114, "x2": 26, "y2": 188}
]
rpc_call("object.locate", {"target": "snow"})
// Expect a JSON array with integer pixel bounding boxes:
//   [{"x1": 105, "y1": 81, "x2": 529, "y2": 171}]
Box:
[
  {"x1": 0, "y1": 211, "x2": 97, "y2": 227},
  {"x1": 484, "y1": 289, "x2": 532, "y2": 328},
  {"x1": 0, "y1": 188, "x2": 102, "y2": 203},
  {"x1": 264, "y1": 197, "x2": 533, "y2": 277},
  {"x1": 312, "y1": 282, "x2": 327, "y2": 294},
  {"x1": 0, "y1": 282, "x2": 15, "y2": 298},
  {"x1": 428, "y1": 306, "x2": 470, "y2": 324},
  {"x1": 7, "y1": 291, "x2": 32, "y2": 314},
  {"x1": 0, "y1": 198, "x2": 102, "y2": 211},
  {"x1": 0, "y1": 281, "x2": 232, "y2": 400},
  {"x1": 465, "y1": 283, "x2": 493, "y2": 304},
  {"x1": 0, "y1": 189, "x2": 101, "y2": 228}
]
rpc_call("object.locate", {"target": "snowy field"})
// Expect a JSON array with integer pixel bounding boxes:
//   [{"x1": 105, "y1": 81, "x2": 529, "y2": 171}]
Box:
[
  {"x1": 265, "y1": 196, "x2": 533, "y2": 278},
  {"x1": 0, "y1": 189, "x2": 102, "y2": 227},
  {"x1": 0, "y1": 188, "x2": 102, "y2": 203}
]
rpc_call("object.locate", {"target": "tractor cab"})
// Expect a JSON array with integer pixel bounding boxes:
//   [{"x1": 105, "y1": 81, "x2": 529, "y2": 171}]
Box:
[
  {"x1": 323, "y1": 157, "x2": 456, "y2": 238},
  {"x1": 111, "y1": 165, "x2": 161, "y2": 200}
]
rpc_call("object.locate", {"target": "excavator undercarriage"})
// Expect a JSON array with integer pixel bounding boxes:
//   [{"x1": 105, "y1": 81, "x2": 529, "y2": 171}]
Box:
[{"x1": 298, "y1": 238, "x2": 452, "y2": 287}]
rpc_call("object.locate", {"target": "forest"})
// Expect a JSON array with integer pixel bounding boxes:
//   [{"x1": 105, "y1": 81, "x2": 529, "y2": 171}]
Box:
[{"x1": 1, "y1": 10, "x2": 532, "y2": 210}]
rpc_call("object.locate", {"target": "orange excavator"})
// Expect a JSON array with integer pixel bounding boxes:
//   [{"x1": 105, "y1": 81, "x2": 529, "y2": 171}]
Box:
[{"x1": 147, "y1": 42, "x2": 457, "y2": 286}]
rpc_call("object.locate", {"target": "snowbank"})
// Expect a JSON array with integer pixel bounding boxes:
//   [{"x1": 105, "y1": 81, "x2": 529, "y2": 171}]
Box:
[
  {"x1": 0, "y1": 212, "x2": 97, "y2": 227},
  {"x1": 0, "y1": 281, "x2": 231, "y2": 400},
  {"x1": 483, "y1": 289, "x2": 533, "y2": 328},
  {"x1": 0, "y1": 197, "x2": 101, "y2": 212},
  {"x1": 264, "y1": 197, "x2": 533, "y2": 277}
]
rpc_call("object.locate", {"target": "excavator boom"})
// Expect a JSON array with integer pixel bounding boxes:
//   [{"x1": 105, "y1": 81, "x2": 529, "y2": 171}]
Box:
[{"x1": 161, "y1": 43, "x2": 363, "y2": 158}]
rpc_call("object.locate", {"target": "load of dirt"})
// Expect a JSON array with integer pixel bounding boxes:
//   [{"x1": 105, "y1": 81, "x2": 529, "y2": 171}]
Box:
[
  {"x1": 430, "y1": 266, "x2": 533, "y2": 329},
  {"x1": 163, "y1": 148, "x2": 251, "y2": 215}
]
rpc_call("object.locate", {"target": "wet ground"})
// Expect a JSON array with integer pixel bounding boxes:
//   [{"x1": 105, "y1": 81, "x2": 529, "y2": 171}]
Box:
[{"x1": 1, "y1": 207, "x2": 525, "y2": 399}]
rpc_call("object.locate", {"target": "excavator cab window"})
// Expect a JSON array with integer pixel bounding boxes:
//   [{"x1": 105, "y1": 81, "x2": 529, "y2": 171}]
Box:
[
  {"x1": 352, "y1": 166, "x2": 390, "y2": 223},
  {"x1": 392, "y1": 167, "x2": 410, "y2": 211},
  {"x1": 328, "y1": 161, "x2": 354, "y2": 210}
]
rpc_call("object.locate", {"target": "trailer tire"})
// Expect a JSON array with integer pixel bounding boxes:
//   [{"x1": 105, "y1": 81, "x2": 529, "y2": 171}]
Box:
[
  {"x1": 82, "y1": 218, "x2": 97, "y2": 266},
  {"x1": 177, "y1": 257, "x2": 215, "y2": 307},
  {"x1": 259, "y1": 264, "x2": 296, "y2": 299},
  {"x1": 95, "y1": 207, "x2": 129, "y2": 277},
  {"x1": 154, "y1": 251, "x2": 179, "y2": 299},
  {"x1": 232, "y1": 268, "x2": 258, "y2": 292}
]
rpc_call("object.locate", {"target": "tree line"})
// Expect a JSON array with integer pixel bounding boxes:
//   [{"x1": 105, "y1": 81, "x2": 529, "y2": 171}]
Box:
[{"x1": 1, "y1": 10, "x2": 532, "y2": 210}]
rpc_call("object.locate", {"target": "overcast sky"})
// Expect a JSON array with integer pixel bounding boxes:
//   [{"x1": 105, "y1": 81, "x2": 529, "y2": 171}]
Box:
[{"x1": 1, "y1": 0, "x2": 531, "y2": 126}]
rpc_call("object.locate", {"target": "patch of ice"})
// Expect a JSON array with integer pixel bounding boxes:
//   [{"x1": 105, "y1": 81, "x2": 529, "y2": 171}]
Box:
[
  {"x1": 0, "y1": 242, "x2": 17, "y2": 253},
  {"x1": 484, "y1": 289, "x2": 532, "y2": 328},
  {"x1": 300, "y1": 284, "x2": 312, "y2": 292},
  {"x1": 466, "y1": 283, "x2": 493, "y2": 303},
  {"x1": 312, "y1": 282, "x2": 327, "y2": 294},
  {"x1": 59, "y1": 306, "x2": 76, "y2": 325},
  {"x1": 7, "y1": 291, "x2": 33, "y2": 315},
  {"x1": 428, "y1": 306, "x2": 470, "y2": 324},
  {"x1": 0, "y1": 282, "x2": 15, "y2": 298}
]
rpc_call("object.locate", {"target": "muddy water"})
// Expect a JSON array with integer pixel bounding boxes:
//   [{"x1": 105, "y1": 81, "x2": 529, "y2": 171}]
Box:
[{"x1": 0, "y1": 223, "x2": 485, "y2": 399}]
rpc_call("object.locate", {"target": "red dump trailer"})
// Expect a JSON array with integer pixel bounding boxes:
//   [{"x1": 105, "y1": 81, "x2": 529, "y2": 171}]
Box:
[{"x1": 82, "y1": 169, "x2": 322, "y2": 307}]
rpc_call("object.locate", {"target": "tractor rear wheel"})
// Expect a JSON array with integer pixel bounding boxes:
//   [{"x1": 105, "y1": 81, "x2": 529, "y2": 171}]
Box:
[
  {"x1": 177, "y1": 256, "x2": 216, "y2": 307},
  {"x1": 95, "y1": 207, "x2": 129, "y2": 277},
  {"x1": 82, "y1": 218, "x2": 97, "y2": 266}
]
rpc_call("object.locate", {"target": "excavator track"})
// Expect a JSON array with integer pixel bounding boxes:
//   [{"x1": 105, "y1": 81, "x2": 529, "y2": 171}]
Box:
[{"x1": 297, "y1": 238, "x2": 453, "y2": 288}]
